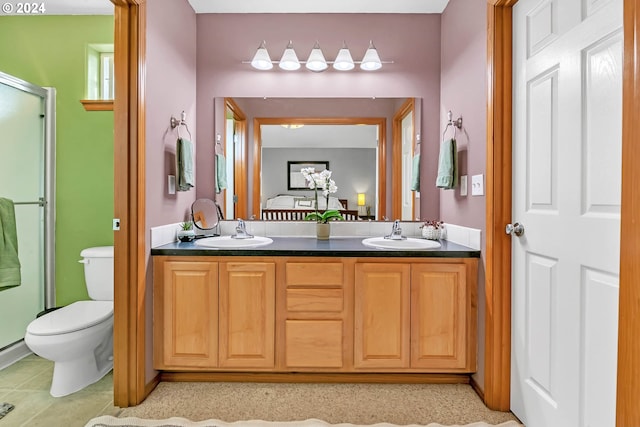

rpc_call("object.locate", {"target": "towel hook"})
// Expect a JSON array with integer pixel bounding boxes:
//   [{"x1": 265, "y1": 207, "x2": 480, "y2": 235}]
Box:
[
  {"x1": 170, "y1": 110, "x2": 192, "y2": 140},
  {"x1": 447, "y1": 110, "x2": 463, "y2": 129},
  {"x1": 442, "y1": 110, "x2": 463, "y2": 140}
]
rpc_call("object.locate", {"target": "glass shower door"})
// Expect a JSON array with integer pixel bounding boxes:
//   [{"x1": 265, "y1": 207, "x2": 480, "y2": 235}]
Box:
[{"x1": 0, "y1": 76, "x2": 47, "y2": 351}]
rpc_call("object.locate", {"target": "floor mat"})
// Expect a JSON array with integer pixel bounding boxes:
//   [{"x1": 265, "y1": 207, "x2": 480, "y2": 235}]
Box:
[{"x1": 85, "y1": 416, "x2": 523, "y2": 427}]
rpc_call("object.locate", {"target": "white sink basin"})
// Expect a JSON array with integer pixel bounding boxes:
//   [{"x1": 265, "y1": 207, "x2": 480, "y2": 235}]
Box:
[
  {"x1": 194, "y1": 235, "x2": 273, "y2": 249},
  {"x1": 362, "y1": 236, "x2": 441, "y2": 250}
]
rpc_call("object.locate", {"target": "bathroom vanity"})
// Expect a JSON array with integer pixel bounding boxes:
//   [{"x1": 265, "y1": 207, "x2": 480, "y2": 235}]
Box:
[{"x1": 151, "y1": 237, "x2": 479, "y2": 379}]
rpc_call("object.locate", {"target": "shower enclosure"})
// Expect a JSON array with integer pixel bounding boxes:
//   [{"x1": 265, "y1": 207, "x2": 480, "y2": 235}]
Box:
[{"x1": 0, "y1": 71, "x2": 55, "y2": 368}]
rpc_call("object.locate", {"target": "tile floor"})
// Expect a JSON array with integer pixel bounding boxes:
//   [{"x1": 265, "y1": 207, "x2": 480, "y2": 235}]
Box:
[{"x1": 0, "y1": 354, "x2": 120, "y2": 427}]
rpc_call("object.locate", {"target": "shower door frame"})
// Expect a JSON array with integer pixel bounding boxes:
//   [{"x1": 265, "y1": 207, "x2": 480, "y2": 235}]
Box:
[{"x1": 0, "y1": 72, "x2": 56, "y2": 316}]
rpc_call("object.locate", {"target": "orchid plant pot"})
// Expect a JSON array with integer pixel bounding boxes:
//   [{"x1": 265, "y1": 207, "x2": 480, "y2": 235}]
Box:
[{"x1": 316, "y1": 223, "x2": 330, "y2": 240}]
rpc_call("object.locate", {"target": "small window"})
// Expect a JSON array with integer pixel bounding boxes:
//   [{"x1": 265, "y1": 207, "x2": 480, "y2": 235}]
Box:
[
  {"x1": 100, "y1": 52, "x2": 115, "y2": 100},
  {"x1": 87, "y1": 43, "x2": 114, "y2": 100},
  {"x1": 81, "y1": 44, "x2": 115, "y2": 111},
  {"x1": 80, "y1": 44, "x2": 115, "y2": 111}
]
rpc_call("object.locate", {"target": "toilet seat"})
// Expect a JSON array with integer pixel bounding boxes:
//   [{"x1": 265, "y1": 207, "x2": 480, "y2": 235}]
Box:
[{"x1": 26, "y1": 300, "x2": 113, "y2": 336}]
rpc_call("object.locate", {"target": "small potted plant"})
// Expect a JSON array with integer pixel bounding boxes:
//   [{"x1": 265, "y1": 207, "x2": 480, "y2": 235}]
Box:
[
  {"x1": 300, "y1": 167, "x2": 344, "y2": 240},
  {"x1": 420, "y1": 220, "x2": 444, "y2": 240},
  {"x1": 177, "y1": 221, "x2": 196, "y2": 242}
]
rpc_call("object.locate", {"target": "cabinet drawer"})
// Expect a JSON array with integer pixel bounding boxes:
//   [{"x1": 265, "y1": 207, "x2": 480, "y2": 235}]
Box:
[
  {"x1": 286, "y1": 263, "x2": 343, "y2": 287},
  {"x1": 286, "y1": 288, "x2": 343, "y2": 313},
  {"x1": 285, "y1": 320, "x2": 343, "y2": 368}
]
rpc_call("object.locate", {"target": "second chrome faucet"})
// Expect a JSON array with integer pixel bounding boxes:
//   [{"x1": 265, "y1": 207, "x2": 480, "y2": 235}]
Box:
[{"x1": 385, "y1": 220, "x2": 406, "y2": 240}]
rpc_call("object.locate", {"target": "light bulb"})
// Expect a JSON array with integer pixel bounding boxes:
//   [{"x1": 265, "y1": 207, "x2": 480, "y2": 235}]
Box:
[
  {"x1": 305, "y1": 41, "x2": 328, "y2": 72},
  {"x1": 250, "y1": 41, "x2": 273, "y2": 70},
  {"x1": 360, "y1": 40, "x2": 382, "y2": 71},
  {"x1": 333, "y1": 41, "x2": 354, "y2": 71},
  {"x1": 279, "y1": 40, "x2": 300, "y2": 71}
]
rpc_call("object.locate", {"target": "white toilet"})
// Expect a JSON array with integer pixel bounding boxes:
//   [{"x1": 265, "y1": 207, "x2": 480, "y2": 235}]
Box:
[{"x1": 25, "y1": 246, "x2": 114, "y2": 397}]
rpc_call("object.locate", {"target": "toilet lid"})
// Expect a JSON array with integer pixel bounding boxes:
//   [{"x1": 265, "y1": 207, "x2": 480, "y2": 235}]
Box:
[{"x1": 26, "y1": 301, "x2": 113, "y2": 336}]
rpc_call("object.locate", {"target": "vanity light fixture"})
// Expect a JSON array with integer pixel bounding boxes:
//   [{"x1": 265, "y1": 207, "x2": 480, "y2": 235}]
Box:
[
  {"x1": 250, "y1": 40, "x2": 273, "y2": 70},
  {"x1": 278, "y1": 40, "x2": 301, "y2": 71},
  {"x1": 281, "y1": 124, "x2": 304, "y2": 129},
  {"x1": 305, "y1": 41, "x2": 328, "y2": 72},
  {"x1": 333, "y1": 41, "x2": 355, "y2": 71},
  {"x1": 247, "y1": 40, "x2": 389, "y2": 72},
  {"x1": 360, "y1": 41, "x2": 382, "y2": 71}
]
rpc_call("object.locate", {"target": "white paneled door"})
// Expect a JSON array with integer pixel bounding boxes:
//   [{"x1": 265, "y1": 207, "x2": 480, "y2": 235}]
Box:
[{"x1": 511, "y1": 1, "x2": 622, "y2": 426}]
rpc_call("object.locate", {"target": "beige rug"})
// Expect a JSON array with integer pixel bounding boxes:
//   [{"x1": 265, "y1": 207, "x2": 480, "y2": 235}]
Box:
[
  {"x1": 115, "y1": 382, "x2": 519, "y2": 426},
  {"x1": 85, "y1": 416, "x2": 522, "y2": 427}
]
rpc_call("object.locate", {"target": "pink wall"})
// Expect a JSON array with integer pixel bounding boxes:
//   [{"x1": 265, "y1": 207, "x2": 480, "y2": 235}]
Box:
[
  {"x1": 440, "y1": 0, "x2": 488, "y2": 389},
  {"x1": 146, "y1": 0, "x2": 198, "y2": 228},
  {"x1": 195, "y1": 14, "x2": 442, "y2": 219},
  {"x1": 440, "y1": 0, "x2": 487, "y2": 229},
  {"x1": 145, "y1": 0, "x2": 197, "y2": 381}
]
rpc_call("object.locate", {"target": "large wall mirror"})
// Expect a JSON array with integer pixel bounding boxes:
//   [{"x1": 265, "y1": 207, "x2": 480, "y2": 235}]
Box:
[{"x1": 217, "y1": 97, "x2": 421, "y2": 222}]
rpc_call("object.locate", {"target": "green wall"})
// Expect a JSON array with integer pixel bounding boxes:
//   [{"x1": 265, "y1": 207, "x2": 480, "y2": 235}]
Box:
[{"x1": 0, "y1": 16, "x2": 114, "y2": 305}]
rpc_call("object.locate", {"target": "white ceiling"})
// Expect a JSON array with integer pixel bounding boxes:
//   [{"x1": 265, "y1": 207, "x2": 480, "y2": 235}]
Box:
[
  {"x1": 36, "y1": 0, "x2": 448, "y2": 15},
  {"x1": 188, "y1": 0, "x2": 449, "y2": 14},
  {"x1": 262, "y1": 125, "x2": 378, "y2": 149}
]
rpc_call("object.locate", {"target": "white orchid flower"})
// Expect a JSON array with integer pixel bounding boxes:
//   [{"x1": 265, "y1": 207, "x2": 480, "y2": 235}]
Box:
[
  {"x1": 301, "y1": 167, "x2": 315, "y2": 181},
  {"x1": 299, "y1": 168, "x2": 344, "y2": 224}
]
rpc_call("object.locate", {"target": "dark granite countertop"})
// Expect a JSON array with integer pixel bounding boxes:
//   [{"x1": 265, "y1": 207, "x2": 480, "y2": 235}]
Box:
[{"x1": 151, "y1": 236, "x2": 480, "y2": 258}]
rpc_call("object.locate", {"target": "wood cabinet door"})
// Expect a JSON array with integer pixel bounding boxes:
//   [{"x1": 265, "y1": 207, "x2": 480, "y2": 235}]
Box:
[
  {"x1": 219, "y1": 262, "x2": 276, "y2": 368},
  {"x1": 410, "y1": 263, "x2": 468, "y2": 370},
  {"x1": 354, "y1": 263, "x2": 410, "y2": 369},
  {"x1": 157, "y1": 260, "x2": 218, "y2": 368}
]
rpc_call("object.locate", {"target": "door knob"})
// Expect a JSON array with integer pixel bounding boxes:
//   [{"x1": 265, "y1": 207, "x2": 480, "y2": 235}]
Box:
[{"x1": 506, "y1": 222, "x2": 525, "y2": 237}]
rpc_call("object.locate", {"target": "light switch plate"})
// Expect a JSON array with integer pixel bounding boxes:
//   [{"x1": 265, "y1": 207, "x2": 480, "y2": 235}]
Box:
[
  {"x1": 472, "y1": 174, "x2": 484, "y2": 196},
  {"x1": 168, "y1": 175, "x2": 176, "y2": 195},
  {"x1": 460, "y1": 175, "x2": 468, "y2": 196}
]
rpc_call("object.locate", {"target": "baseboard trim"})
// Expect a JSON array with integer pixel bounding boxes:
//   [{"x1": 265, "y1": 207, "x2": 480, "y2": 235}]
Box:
[
  {"x1": 470, "y1": 375, "x2": 484, "y2": 401},
  {"x1": 0, "y1": 340, "x2": 31, "y2": 370},
  {"x1": 144, "y1": 373, "x2": 161, "y2": 398},
  {"x1": 159, "y1": 372, "x2": 472, "y2": 384}
]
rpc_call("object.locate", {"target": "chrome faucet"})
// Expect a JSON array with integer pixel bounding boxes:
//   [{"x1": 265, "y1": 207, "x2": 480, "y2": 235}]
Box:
[
  {"x1": 233, "y1": 218, "x2": 254, "y2": 239},
  {"x1": 385, "y1": 220, "x2": 405, "y2": 240}
]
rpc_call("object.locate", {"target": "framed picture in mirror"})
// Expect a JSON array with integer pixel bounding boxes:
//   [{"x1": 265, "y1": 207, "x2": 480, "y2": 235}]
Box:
[{"x1": 287, "y1": 161, "x2": 329, "y2": 190}]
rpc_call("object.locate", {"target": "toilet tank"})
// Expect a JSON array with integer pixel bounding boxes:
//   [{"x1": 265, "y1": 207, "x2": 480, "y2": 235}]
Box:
[{"x1": 80, "y1": 246, "x2": 114, "y2": 301}]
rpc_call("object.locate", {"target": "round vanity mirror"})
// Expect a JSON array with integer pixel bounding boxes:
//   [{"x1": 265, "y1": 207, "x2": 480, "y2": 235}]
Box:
[{"x1": 191, "y1": 199, "x2": 221, "y2": 232}]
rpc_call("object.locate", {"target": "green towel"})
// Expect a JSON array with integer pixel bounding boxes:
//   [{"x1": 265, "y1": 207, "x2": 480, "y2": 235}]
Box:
[
  {"x1": 215, "y1": 153, "x2": 227, "y2": 194},
  {"x1": 0, "y1": 198, "x2": 21, "y2": 290},
  {"x1": 177, "y1": 138, "x2": 194, "y2": 191},
  {"x1": 410, "y1": 153, "x2": 420, "y2": 191},
  {"x1": 436, "y1": 138, "x2": 458, "y2": 190}
]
